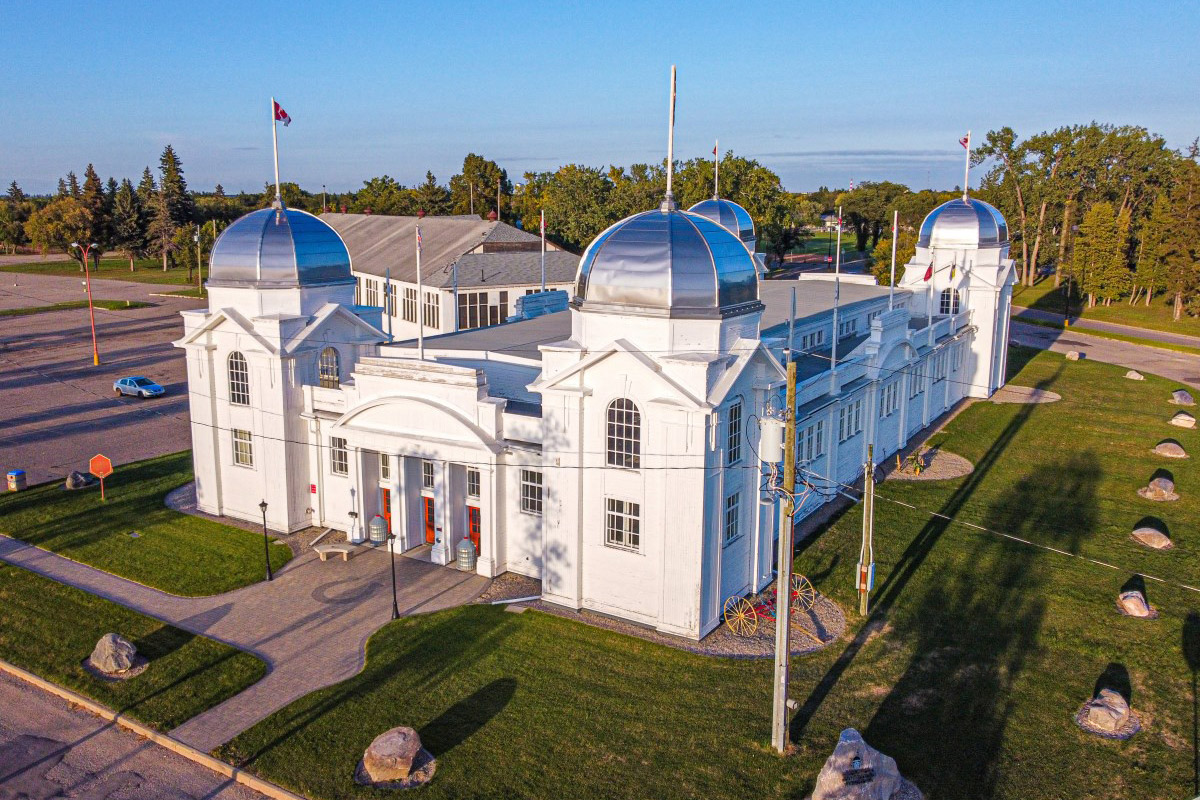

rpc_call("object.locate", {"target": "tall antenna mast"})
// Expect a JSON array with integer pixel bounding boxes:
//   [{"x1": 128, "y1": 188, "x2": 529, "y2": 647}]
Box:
[
  {"x1": 662, "y1": 65, "x2": 677, "y2": 211},
  {"x1": 713, "y1": 138, "x2": 720, "y2": 199}
]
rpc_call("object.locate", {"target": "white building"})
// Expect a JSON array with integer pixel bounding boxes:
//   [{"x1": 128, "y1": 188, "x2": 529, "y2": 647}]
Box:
[
  {"x1": 176, "y1": 193, "x2": 1013, "y2": 640},
  {"x1": 322, "y1": 213, "x2": 577, "y2": 340}
]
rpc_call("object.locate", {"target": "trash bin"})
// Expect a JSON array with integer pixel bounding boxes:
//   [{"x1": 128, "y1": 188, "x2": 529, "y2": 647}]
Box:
[
  {"x1": 6, "y1": 470, "x2": 26, "y2": 492},
  {"x1": 368, "y1": 515, "x2": 389, "y2": 546},
  {"x1": 456, "y1": 537, "x2": 477, "y2": 572}
]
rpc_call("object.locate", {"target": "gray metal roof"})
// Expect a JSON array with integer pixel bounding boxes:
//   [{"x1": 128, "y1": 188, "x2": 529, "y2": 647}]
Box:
[
  {"x1": 918, "y1": 198, "x2": 1009, "y2": 250},
  {"x1": 321, "y1": 213, "x2": 542, "y2": 284},
  {"x1": 688, "y1": 198, "x2": 756, "y2": 246},
  {"x1": 575, "y1": 208, "x2": 760, "y2": 319},
  {"x1": 430, "y1": 250, "x2": 579, "y2": 290},
  {"x1": 759, "y1": 279, "x2": 898, "y2": 334},
  {"x1": 208, "y1": 206, "x2": 354, "y2": 288}
]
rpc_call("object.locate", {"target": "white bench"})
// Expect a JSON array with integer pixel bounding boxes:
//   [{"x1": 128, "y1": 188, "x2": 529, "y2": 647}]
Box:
[{"x1": 314, "y1": 543, "x2": 354, "y2": 562}]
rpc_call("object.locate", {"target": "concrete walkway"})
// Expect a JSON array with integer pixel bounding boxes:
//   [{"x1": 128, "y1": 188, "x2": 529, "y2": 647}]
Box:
[
  {"x1": 1013, "y1": 305, "x2": 1200, "y2": 349},
  {"x1": 0, "y1": 536, "x2": 489, "y2": 753},
  {"x1": 1010, "y1": 321, "x2": 1200, "y2": 389}
]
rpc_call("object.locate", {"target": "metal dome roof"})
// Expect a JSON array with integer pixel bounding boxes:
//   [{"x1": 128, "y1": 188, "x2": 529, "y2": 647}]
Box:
[
  {"x1": 687, "y1": 198, "x2": 755, "y2": 245},
  {"x1": 917, "y1": 198, "x2": 1009, "y2": 250},
  {"x1": 207, "y1": 206, "x2": 354, "y2": 288},
  {"x1": 574, "y1": 207, "x2": 760, "y2": 318}
]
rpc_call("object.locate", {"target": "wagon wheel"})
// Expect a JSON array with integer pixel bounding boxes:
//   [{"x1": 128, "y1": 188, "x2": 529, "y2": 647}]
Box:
[
  {"x1": 723, "y1": 596, "x2": 758, "y2": 637},
  {"x1": 790, "y1": 574, "x2": 817, "y2": 613}
]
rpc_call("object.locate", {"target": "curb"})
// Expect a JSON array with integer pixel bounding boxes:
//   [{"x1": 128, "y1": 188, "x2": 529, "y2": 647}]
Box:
[{"x1": 0, "y1": 658, "x2": 308, "y2": 800}]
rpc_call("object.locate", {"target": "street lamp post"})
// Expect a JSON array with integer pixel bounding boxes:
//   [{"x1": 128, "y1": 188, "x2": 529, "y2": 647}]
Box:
[
  {"x1": 259, "y1": 499, "x2": 273, "y2": 582},
  {"x1": 322, "y1": 184, "x2": 327, "y2": 213},
  {"x1": 71, "y1": 242, "x2": 101, "y2": 366},
  {"x1": 388, "y1": 531, "x2": 401, "y2": 620}
]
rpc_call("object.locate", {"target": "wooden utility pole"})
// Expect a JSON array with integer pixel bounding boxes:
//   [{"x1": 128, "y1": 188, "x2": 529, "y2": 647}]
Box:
[
  {"x1": 858, "y1": 444, "x2": 876, "y2": 616},
  {"x1": 771, "y1": 358, "x2": 798, "y2": 753}
]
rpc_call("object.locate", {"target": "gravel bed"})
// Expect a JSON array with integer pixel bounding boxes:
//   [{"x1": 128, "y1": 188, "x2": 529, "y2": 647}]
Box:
[
  {"x1": 474, "y1": 572, "x2": 542, "y2": 604},
  {"x1": 883, "y1": 447, "x2": 974, "y2": 482},
  {"x1": 164, "y1": 482, "x2": 329, "y2": 558}
]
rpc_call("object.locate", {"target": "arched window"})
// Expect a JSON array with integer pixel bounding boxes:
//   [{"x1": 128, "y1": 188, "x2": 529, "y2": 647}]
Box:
[
  {"x1": 228, "y1": 352, "x2": 250, "y2": 406},
  {"x1": 606, "y1": 398, "x2": 641, "y2": 469},
  {"x1": 939, "y1": 288, "x2": 961, "y2": 316},
  {"x1": 318, "y1": 347, "x2": 340, "y2": 389}
]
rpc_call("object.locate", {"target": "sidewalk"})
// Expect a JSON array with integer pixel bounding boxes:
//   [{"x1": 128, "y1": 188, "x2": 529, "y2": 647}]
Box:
[
  {"x1": 0, "y1": 535, "x2": 489, "y2": 753},
  {"x1": 1012, "y1": 305, "x2": 1200, "y2": 349},
  {"x1": 1010, "y1": 321, "x2": 1200, "y2": 390}
]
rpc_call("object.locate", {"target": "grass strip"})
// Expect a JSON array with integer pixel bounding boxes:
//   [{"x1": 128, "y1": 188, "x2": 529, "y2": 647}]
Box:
[
  {"x1": 0, "y1": 299, "x2": 152, "y2": 317},
  {"x1": 0, "y1": 561, "x2": 265, "y2": 731},
  {"x1": 0, "y1": 451, "x2": 291, "y2": 596}
]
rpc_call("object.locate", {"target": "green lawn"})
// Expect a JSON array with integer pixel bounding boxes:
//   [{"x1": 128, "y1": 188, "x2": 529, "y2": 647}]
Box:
[
  {"x1": 0, "y1": 561, "x2": 265, "y2": 731},
  {"x1": 791, "y1": 230, "x2": 862, "y2": 256},
  {"x1": 0, "y1": 299, "x2": 152, "y2": 317},
  {"x1": 1014, "y1": 278, "x2": 1200, "y2": 338},
  {"x1": 0, "y1": 256, "x2": 206, "y2": 287},
  {"x1": 217, "y1": 349, "x2": 1200, "y2": 800},
  {"x1": 0, "y1": 452, "x2": 291, "y2": 596}
]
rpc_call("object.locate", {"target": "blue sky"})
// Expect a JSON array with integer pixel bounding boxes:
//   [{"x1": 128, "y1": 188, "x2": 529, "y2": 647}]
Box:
[{"x1": 2, "y1": 1, "x2": 1196, "y2": 195}]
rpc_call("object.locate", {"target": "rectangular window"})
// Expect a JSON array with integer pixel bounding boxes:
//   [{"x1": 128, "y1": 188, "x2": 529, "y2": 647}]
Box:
[
  {"x1": 726, "y1": 401, "x2": 743, "y2": 465},
  {"x1": 424, "y1": 291, "x2": 440, "y2": 330},
  {"x1": 466, "y1": 468, "x2": 480, "y2": 498},
  {"x1": 838, "y1": 399, "x2": 863, "y2": 442},
  {"x1": 879, "y1": 381, "x2": 899, "y2": 418},
  {"x1": 838, "y1": 318, "x2": 858, "y2": 338},
  {"x1": 232, "y1": 429, "x2": 253, "y2": 467},
  {"x1": 403, "y1": 287, "x2": 418, "y2": 323},
  {"x1": 520, "y1": 469, "x2": 543, "y2": 515},
  {"x1": 379, "y1": 452, "x2": 390, "y2": 481},
  {"x1": 933, "y1": 351, "x2": 948, "y2": 383},
  {"x1": 909, "y1": 368, "x2": 923, "y2": 398},
  {"x1": 364, "y1": 279, "x2": 378, "y2": 307},
  {"x1": 384, "y1": 282, "x2": 396, "y2": 316},
  {"x1": 799, "y1": 420, "x2": 825, "y2": 463},
  {"x1": 867, "y1": 309, "x2": 883, "y2": 325},
  {"x1": 330, "y1": 437, "x2": 348, "y2": 475},
  {"x1": 605, "y1": 498, "x2": 641, "y2": 551},
  {"x1": 723, "y1": 492, "x2": 741, "y2": 544},
  {"x1": 458, "y1": 291, "x2": 485, "y2": 330},
  {"x1": 421, "y1": 460, "x2": 434, "y2": 490},
  {"x1": 800, "y1": 329, "x2": 825, "y2": 351}
]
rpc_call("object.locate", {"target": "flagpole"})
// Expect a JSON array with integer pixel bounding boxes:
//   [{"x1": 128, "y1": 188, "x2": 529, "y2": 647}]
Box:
[
  {"x1": 714, "y1": 138, "x2": 719, "y2": 199},
  {"x1": 385, "y1": 267, "x2": 393, "y2": 342},
  {"x1": 416, "y1": 225, "x2": 424, "y2": 361},
  {"x1": 271, "y1": 97, "x2": 281, "y2": 205},
  {"x1": 962, "y1": 130, "x2": 971, "y2": 201},
  {"x1": 830, "y1": 205, "x2": 842, "y2": 395},
  {"x1": 540, "y1": 209, "x2": 546, "y2": 292},
  {"x1": 663, "y1": 65, "x2": 677, "y2": 210},
  {"x1": 889, "y1": 209, "x2": 898, "y2": 310}
]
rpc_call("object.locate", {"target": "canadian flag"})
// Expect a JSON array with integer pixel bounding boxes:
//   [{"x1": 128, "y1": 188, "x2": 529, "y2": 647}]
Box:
[
  {"x1": 959, "y1": 133, "x2": 969, "y2": 149},
  {"x1": 924, "y1": 264, "x2": 933, "y2": 281},
  {"x1": 273, "y1": 100, "x2": 291, "y2": 127}
]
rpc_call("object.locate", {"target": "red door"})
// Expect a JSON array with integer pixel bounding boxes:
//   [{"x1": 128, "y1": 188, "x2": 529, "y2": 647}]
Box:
[
  {"x1": 467, "y1": 506, "x2": 481, "y2": 555},
  {"x1": 380, "y1": 488, "x2": 392, "y2": 534},
  {"x1": 423, "y1": 497, "x2": 436, "y2": 544}
]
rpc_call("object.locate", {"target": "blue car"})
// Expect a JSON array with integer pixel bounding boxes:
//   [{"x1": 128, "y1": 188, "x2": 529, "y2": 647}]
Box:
[{"x1": 113, "y1": 376, "x2": 165, "y2": 398}]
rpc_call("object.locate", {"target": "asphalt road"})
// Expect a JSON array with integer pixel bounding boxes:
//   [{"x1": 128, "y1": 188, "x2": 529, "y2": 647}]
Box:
[
  {"x1": 0, "y1": 670, "x2": 267, "y2": 800},
  {"x1": 1010, "y1": 320, "x2": 1200, "y2": 389},
  {"x1": 0, "y1": 273, "x2": 203, "y2": 484},
  {"x1": 1012, "y1": 305, "x2": 1200, "y2": 349}
]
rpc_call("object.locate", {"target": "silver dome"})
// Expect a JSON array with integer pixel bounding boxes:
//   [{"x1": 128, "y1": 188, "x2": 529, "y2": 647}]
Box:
[
  {"x1": 574, "y1": 208, "x2": 760, "y2": 318},
  {"x1": 688, "y1": 198, "x2": 756, "y2": 248},
  {"x1": 917, "y1": 198, "x2": 1008, "y2": 250},
  {"x1": 208, "y1": 206, "x2": 354, "y2": 288}
]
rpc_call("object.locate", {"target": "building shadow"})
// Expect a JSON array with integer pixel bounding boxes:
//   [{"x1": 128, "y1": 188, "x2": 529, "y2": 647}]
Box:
[{"x1": 419, "y1": 678, "x2": 516, "y2": 757}]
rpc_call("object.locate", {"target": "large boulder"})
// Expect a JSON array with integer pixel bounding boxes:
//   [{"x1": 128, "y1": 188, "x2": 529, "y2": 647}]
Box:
[
  {"x1": 362, "y1": 726, "x2": 423, "y2": 783},
  {"x1": 1065, "y1": 351, "x2": 1083, "y2": 361},
  {"x1": 811, "y1": 728, "x2": 922, "y2": 800},
  {"x1": 65, "y1": 471, "x2": 93, "y2": 490},
  {"x1": 1153, "y1": 440, "x2": 1188, "y2": 459},
  {"x1": 1138, "y1": 476, "x2": 1179, "y2": 502},
  {"x1": 88, "y1": 633, "x2": 137, "y2": 674},
  {"x1": 1170, "y1": 412, "x2": 1196, "y2": 429},
  {"x1": 1124, "y1": 370, "x2": 1144, "y2": 381},
  {"x1": 1118, "y1": 590, "x2": 1152, "y2": 618},
  {"x1": 1083, "y1": 689, "x2": 1131, "y2": 734},
  {"x1": 1132, "y1": 526, "x2": 1172, "y2": 550},
  {"x1": 1171, "y1": 389, "x2": 1196, "y2": 406}
]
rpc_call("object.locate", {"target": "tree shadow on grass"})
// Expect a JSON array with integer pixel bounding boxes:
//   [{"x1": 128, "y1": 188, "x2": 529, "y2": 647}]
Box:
[
  {"x1": 419, "y1": 678, "x2": 516, "y2": 757},
  {"x1": 1182, "y1": 612, "x2": 1200, "y2": 796},
  {"x1": 789, "y1": 365, "x2": 1069, "y2": 796}
]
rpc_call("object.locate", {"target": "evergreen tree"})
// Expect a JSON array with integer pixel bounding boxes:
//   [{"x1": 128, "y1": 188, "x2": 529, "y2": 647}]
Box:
[
  {"x1": 152, "y1": 145, "x2": 194, "y2": 270},
  {"x1": 136, "y1": 166, "x2": 157, "y2": 208},
  {"x1": 111, "y1": 178, "x2": 144, "y2": 271},
  {"x1": 1073, "y1": 201, "x2": 1128, "y2": 306},
  {"x1": 66, "y1": 171, "x2": 80, "y2": 198},
  {"x1": 214, "y1": 183, "x2": 226, "y2": 199},
  {"x1": 80, "y1": 164, "x2": 108, "y2": 257},
  {"x1": 7, "y1": 181, "x2": 26, "y2": 204},
  {"x1": 413, "y1": 172, "x2": 451, "y2": 215},
  {"x1": 1136, "y1": 194, "x2": 1173, "y2": 306},
  {"x1": 56, "y1": 177, "x2": 68, "y2": 199},
  {"x1": 1, "y1": 182, "x2": 29, "y2": 252}
]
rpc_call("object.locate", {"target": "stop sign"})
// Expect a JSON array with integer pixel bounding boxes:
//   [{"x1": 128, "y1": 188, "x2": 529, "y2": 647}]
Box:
[{"x1": 89, "y1": 454, "x2": 113, "y2": 479}]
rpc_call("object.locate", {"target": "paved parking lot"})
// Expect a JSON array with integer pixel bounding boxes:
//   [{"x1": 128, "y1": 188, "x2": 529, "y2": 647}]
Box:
[{"x1": 0, "y1": 273, "x2": 204, "y2": 485}]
